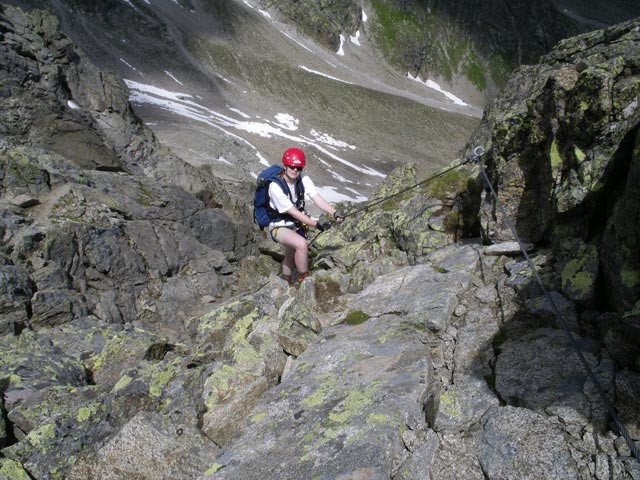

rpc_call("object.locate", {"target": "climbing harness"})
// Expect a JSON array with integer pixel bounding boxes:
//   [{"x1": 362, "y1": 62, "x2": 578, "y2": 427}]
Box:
[{"x1": 468, "y1": 146, "x2": 640, "y2": 463}]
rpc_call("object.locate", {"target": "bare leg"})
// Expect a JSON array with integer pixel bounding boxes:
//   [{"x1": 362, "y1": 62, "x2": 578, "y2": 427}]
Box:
[{"x1": 278, "y1": 229, "x2": 308, "y2": 275}]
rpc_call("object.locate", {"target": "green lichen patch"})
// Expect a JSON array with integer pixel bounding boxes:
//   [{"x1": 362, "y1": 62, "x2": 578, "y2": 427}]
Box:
[
  {"x1": 621, "y1": 266, "x2": 640, "y2": 288},
  {"x1": 301, "y1": 373, "x2": 337, "y2": 408},
  {"x1": 0, "y1": 458, "x2": 31, "y2": 480},
  {"x1": 439, "y1": 388, "x2": 461, "y2": 417},
  {"x1": 550, "y1": 138, "x2": 563, "y2": 171},
  {"x1": 25, "y1": 423, "x2": 56, "y2": 452},
  {"x1": 342, "y1": 310, "x2": 370, "y2": 325},
  {"x1": 623, "y1": 301, "x2": 640, "y2": 319}
]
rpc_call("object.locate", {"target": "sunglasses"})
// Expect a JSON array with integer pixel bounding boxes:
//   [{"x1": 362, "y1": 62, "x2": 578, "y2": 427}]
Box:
[{"x1": 287, "y1": 166, "x2": 303, "y2": 172}]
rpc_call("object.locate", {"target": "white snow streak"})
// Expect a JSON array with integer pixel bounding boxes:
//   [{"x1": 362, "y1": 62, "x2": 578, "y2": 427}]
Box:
[
  {"x1": 120, "y1": 58, "x2": 143, "y2": 76},
  {"x1": 299, "y1": 66, "x2": 353, "y2": 85},
  {"x1": 407, "y1": 73, "x2": 468, "y2": 106},
  {"x1": 164, "y1": 71, "x2": 183, "y2": 85}
]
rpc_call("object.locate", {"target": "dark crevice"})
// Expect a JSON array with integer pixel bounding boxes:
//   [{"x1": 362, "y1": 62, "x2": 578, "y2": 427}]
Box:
[{"x1": 0, "y1": 380, "x2": 19, "y2": 450}]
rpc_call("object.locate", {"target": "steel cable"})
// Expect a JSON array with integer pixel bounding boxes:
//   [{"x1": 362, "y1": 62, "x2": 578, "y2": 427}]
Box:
[
  {"x1": 307, "y1": 158, "x2": 473, "y2": 247},
  {"x1": 471, "y1": 146, "x2": 640, "y2": 462}
]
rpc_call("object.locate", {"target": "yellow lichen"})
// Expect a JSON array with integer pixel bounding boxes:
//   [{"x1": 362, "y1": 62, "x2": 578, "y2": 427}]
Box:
[
  {"x1": 328, "y1": 388, "x2": 373, "y2": 424},
  {"x1": 204, "y1": 463, "x2": 223, "y2": 475},
  {"x1": 113, "y1": 374, "x2": 132, "y2": 392},
  {"x1": 550, "y1": 139, "x2": 562, "y2": 170},
  {"x1": 27, "y1": 423, "x2": 56, "y2": 452},
  {"x1": 0, "y1": 458, "x2": 31, "y2": 480}
]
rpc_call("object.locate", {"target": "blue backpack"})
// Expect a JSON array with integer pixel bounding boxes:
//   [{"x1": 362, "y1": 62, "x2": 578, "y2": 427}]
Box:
[{"x1": 253, "y1": 165, "x2": 305, "y2": 229}]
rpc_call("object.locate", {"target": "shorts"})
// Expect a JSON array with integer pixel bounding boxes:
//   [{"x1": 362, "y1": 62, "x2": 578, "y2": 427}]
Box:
[{"x1": 269, "y1": 226, "x2": 305, "y2": 243}]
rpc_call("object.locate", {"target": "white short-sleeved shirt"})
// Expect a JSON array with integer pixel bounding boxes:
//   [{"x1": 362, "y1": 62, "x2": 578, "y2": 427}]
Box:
[{"x1": 268, "y1": 174, "x2": 318, "y2": 227}]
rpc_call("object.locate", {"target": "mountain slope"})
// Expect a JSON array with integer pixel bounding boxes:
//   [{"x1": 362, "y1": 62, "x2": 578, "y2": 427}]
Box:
[{"x1": 5, "y1": 0, "x2": 480, "y2": 207}]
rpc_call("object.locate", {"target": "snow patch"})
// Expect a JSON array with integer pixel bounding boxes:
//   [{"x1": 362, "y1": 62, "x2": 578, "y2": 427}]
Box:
[
  {"x1": 228, "y1": 107, "x2": 251, "y2": 119},
  {"x1": 317, "y1": 186, "x2": 367, "y2": 203},
  {"x1": 308, "y1": 130, "x2": 355, "y2": 150},
  {"x1": 350, "y1": 31, "x2": 361, "y2": 46},
  {"x1": 273, "y1": 113, "x2": 299, "y2": 131},
  {"x1": 124, "y1": 79, "x2": 384, "y2": 180},
  {"x1": 407, "y1": 74, "x2": 468, "y2": 106},
  {"x1": 121, "y1": 0, "x2": 137, "y2": 9},
  {"x1": 337, "y1": 34, "x2": 346, "y2": 56}
]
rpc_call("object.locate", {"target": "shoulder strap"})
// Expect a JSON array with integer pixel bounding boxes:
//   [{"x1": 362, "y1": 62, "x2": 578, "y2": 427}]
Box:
[
  {"x1": 270, "y1": 175, "x2": 295, "y2": 202},
  {"x1": 295, "y1": 176, "x2": 305, "y2": 198}
]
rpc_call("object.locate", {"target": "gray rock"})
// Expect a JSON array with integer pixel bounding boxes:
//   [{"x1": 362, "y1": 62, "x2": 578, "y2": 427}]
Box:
[
  {"x1": 495, "y1": 328, "x2": 614, "y2": 428},
  {"x1": 349, "y1": 263, "x2": 472, "y2": 332},
  {"x1": 0, "y1": 264, "x2": 35, "y2": 334},
  {"x1": 524, "y1": 290, "x2": 579, "y2": 332},
  {"x1": 67, "y1": 411, "x2": 219, "y2": 480},
  {"x1": 394, "y1": 429, "x2": 440, "y2": 480},
  {"x1": 430, "y1": 432, "x2": 485, "y2": 479},
  {"x1": 201, "y1": 313, "x2": 432, "y2": 480},
  {"x1": 484, "y1": 241, "x2": 533, "y2": 256},
  {"x1": 476, "y1": 406, "x2": 579, "y2": 479}
]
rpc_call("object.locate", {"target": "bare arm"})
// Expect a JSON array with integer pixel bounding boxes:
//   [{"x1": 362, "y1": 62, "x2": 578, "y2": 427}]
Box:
[
  {"x1": 285, "y1": 206, "x2": 318, "y2": 227},
  {"x1": 310, "y1": 193, "x2": 336, "y2": 217}
]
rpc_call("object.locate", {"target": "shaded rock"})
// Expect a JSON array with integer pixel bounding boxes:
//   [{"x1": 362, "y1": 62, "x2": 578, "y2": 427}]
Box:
[
  {"x1": 30, "y1": 289, "x2": 87, "y2": 327},
  {"x1": 190, "y1": 207, "x2": 236, "y2": 252},
  {"x1": 466, "y1": 18, "x2": 640, "y2": 344},
  {"x1": 601, "y1": 128, "x2": 640, "y2": 315},
  {"x1": 476, "y1": 406, "x2": 579, "y2": 479},
  {"x1": 603, "y1": 320, "x2": 640, "y2": 371},
  {"x1": 495, "y1": 328, "x2": 614, "y2": 428},
  {"x1": 615, "y1": 369, "x2": 640, "y2": 439},
  {"x1": 0, "y1": 404, "x2": 5, "y2": 449},
  {"x1": 555, "y1": 237, "x2": 599, "y2": 305},
  {"x1": 524, "y1": 290, "x2": 579, "y2": 332},
  {"x1": 0, "y1": 264, "x2": 35, "y2": 334}
]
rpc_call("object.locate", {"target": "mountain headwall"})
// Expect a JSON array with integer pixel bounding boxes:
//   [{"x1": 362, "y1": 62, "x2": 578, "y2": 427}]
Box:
[
  {"x1": 466, "y1": 17, "x2": 640, "y2": 368},
  {"x1": 264, "y1": 0, "x2": 640, "y2": 103}
]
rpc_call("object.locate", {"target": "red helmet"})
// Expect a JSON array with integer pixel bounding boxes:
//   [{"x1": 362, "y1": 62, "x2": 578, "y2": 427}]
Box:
[{"x1": 282, "y1": 147, "x2": 306, "y2": 167}]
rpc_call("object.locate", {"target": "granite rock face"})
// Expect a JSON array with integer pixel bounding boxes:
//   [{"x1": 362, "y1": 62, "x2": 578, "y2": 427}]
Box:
[{"x1": 467, "y1": 17, "x2": 640, "y2": 368}]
